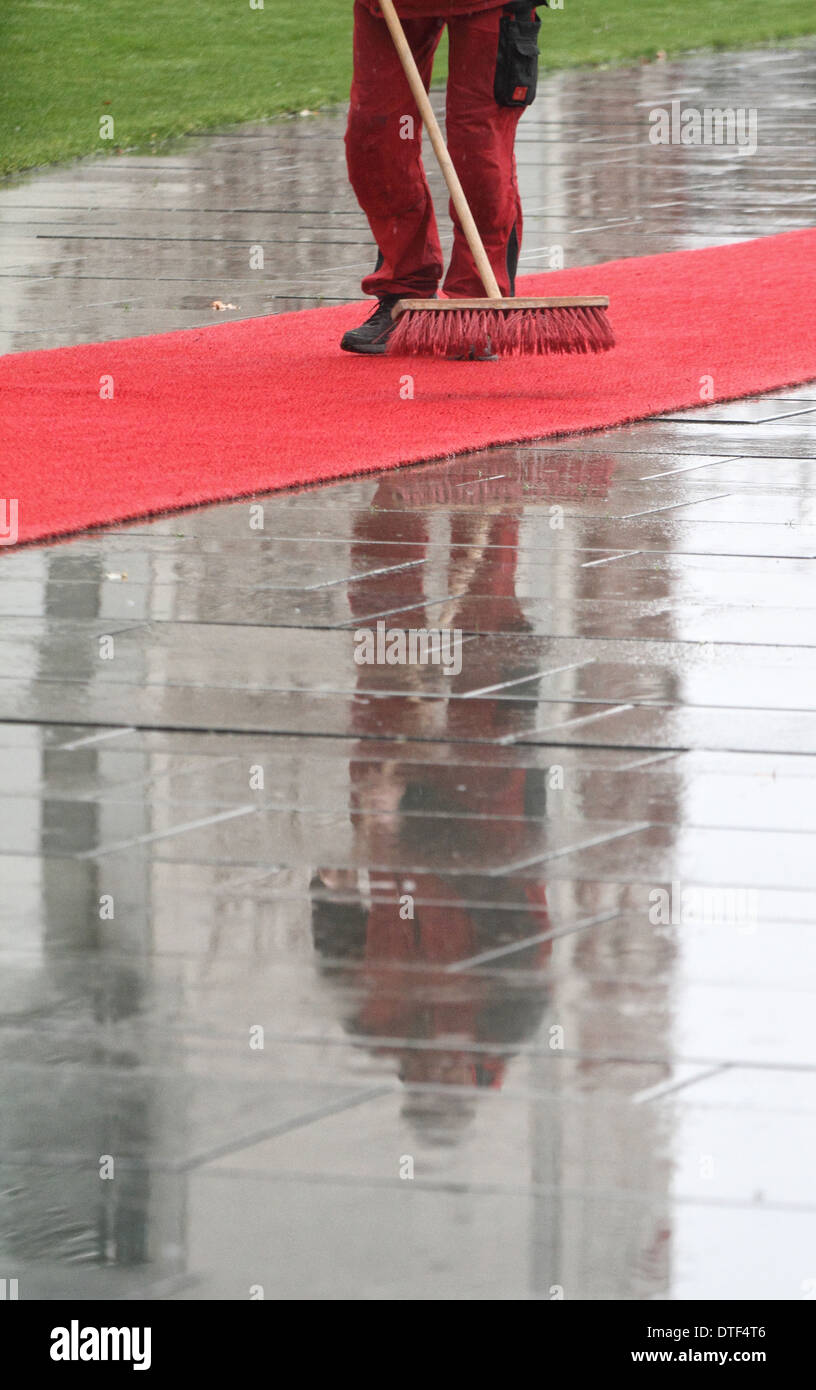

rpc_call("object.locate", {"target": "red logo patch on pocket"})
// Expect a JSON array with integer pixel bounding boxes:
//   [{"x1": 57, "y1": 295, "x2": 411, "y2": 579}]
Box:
[{"x1": 512, "y1": 85, "x2": 529, "y2": 102}]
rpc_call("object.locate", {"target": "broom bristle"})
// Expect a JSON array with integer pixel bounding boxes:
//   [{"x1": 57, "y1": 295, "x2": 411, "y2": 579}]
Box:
[{"x1": 388, "y1": 303, "x2": 615, "y2": 358}]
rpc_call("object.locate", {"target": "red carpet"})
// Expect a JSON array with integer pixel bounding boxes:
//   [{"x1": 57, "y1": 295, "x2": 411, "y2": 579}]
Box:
[{"x1": 1, "y1": 228, "x2": 816, "y2": 547}]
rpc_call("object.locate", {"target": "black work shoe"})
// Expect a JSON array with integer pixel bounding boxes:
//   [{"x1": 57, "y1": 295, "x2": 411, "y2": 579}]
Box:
[
  {"x1": 452, "y1": 335, "x2": 499, "y2": 363},
  {"x1": 340, "y1": 296, "x2": 400, "y2": 355}
]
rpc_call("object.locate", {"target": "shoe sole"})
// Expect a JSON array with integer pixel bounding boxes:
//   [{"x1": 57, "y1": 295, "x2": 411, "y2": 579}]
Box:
[{"x1": 340, "y1": 338, "x2": 390, "y2": 356}]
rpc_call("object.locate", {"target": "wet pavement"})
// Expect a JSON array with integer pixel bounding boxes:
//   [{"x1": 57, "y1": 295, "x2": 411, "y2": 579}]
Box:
[{"x1": 2, "y1": 47, "x2": 816, "y2": 1301}]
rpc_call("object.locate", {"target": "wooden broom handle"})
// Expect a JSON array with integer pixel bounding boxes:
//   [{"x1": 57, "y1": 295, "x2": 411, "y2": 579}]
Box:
[{"x1": 377, "y1": 0, "x2": 503, "y2": 300}]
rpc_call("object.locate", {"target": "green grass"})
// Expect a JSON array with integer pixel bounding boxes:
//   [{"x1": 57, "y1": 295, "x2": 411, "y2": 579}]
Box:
[{"x1": 1, "y1": 0, "x2": 815, "y2": 175}]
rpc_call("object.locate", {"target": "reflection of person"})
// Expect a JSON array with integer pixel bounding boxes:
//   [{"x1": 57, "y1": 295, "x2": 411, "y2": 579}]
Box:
[
  {"x1": 342, "y1": 0, "x2": 542, "y2": 353},
  {"x1": 310, "y1": 479, "x2": 553, "y2": 1142},
  {"x1": 311, "y1": 868, "x2": 552, "y2": 1143}
]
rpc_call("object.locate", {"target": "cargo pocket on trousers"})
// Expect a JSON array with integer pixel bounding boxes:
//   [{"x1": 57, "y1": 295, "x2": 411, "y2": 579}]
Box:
[{"x1": 494, "y1": 9, "x2": 541, "y2": 108}]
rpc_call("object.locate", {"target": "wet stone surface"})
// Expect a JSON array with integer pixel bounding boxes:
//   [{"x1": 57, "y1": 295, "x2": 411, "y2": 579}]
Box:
[{"x1": 1, "y1": 46, "x2": 816, "y2": 1300}]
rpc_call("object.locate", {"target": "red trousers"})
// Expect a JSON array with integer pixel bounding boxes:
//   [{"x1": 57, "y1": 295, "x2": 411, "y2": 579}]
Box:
[{"x1": 345, "y1": 1, "x2": 525, "y2": 299}]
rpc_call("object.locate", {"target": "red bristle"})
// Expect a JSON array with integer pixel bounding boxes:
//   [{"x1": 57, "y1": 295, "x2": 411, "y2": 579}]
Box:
[{"x1": 388, "y1": 302, "x2": 616, "y2": 358}]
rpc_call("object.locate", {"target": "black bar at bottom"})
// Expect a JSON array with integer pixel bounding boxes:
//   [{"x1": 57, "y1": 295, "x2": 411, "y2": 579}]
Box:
[{"x1": 1, "y1": 1298, "x2": 809, "y2": 1376}]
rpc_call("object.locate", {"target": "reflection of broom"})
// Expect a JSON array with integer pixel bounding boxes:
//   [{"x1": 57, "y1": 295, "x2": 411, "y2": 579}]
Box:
[{"x1": 379, "y1": 0, "x2": 614, "y2": 359}]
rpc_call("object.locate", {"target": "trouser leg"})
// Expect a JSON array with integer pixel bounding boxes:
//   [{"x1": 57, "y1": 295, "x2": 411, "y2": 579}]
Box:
[
  {"x1": 444, "y1": 6, "x2": 525, "y2": 298},
  {"x1": 345, "y1": 1, "x2": 445, "y2": 298}
]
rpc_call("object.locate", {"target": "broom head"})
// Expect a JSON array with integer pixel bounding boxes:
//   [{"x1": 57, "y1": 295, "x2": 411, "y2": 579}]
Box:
[{"x1": 387, "y1": 296, "x2": 614, "y2": 359}]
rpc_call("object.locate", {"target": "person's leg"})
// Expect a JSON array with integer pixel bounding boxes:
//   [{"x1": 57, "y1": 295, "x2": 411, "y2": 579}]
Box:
[
  {"x1": 444, "y1": 6, "x2": 525, "y2": 299},
  {"x1": 345, "y1": 0, "x2": 445, "y2": 300}
]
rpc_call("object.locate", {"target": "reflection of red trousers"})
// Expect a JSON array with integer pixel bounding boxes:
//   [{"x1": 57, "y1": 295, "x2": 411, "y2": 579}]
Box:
[{"x1": 346, "y1": 1, "x2": 525, "y2": 299}]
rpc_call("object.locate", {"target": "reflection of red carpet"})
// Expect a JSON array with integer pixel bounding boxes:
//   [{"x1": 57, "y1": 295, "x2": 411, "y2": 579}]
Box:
[{"x1": 2, "y1": 228, "x2": 815, "y2": 546}]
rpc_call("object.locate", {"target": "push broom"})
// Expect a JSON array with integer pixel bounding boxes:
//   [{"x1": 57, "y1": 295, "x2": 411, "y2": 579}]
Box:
[{"x1": 379, "y1": 0, "x2": 615, "y2": 359}]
